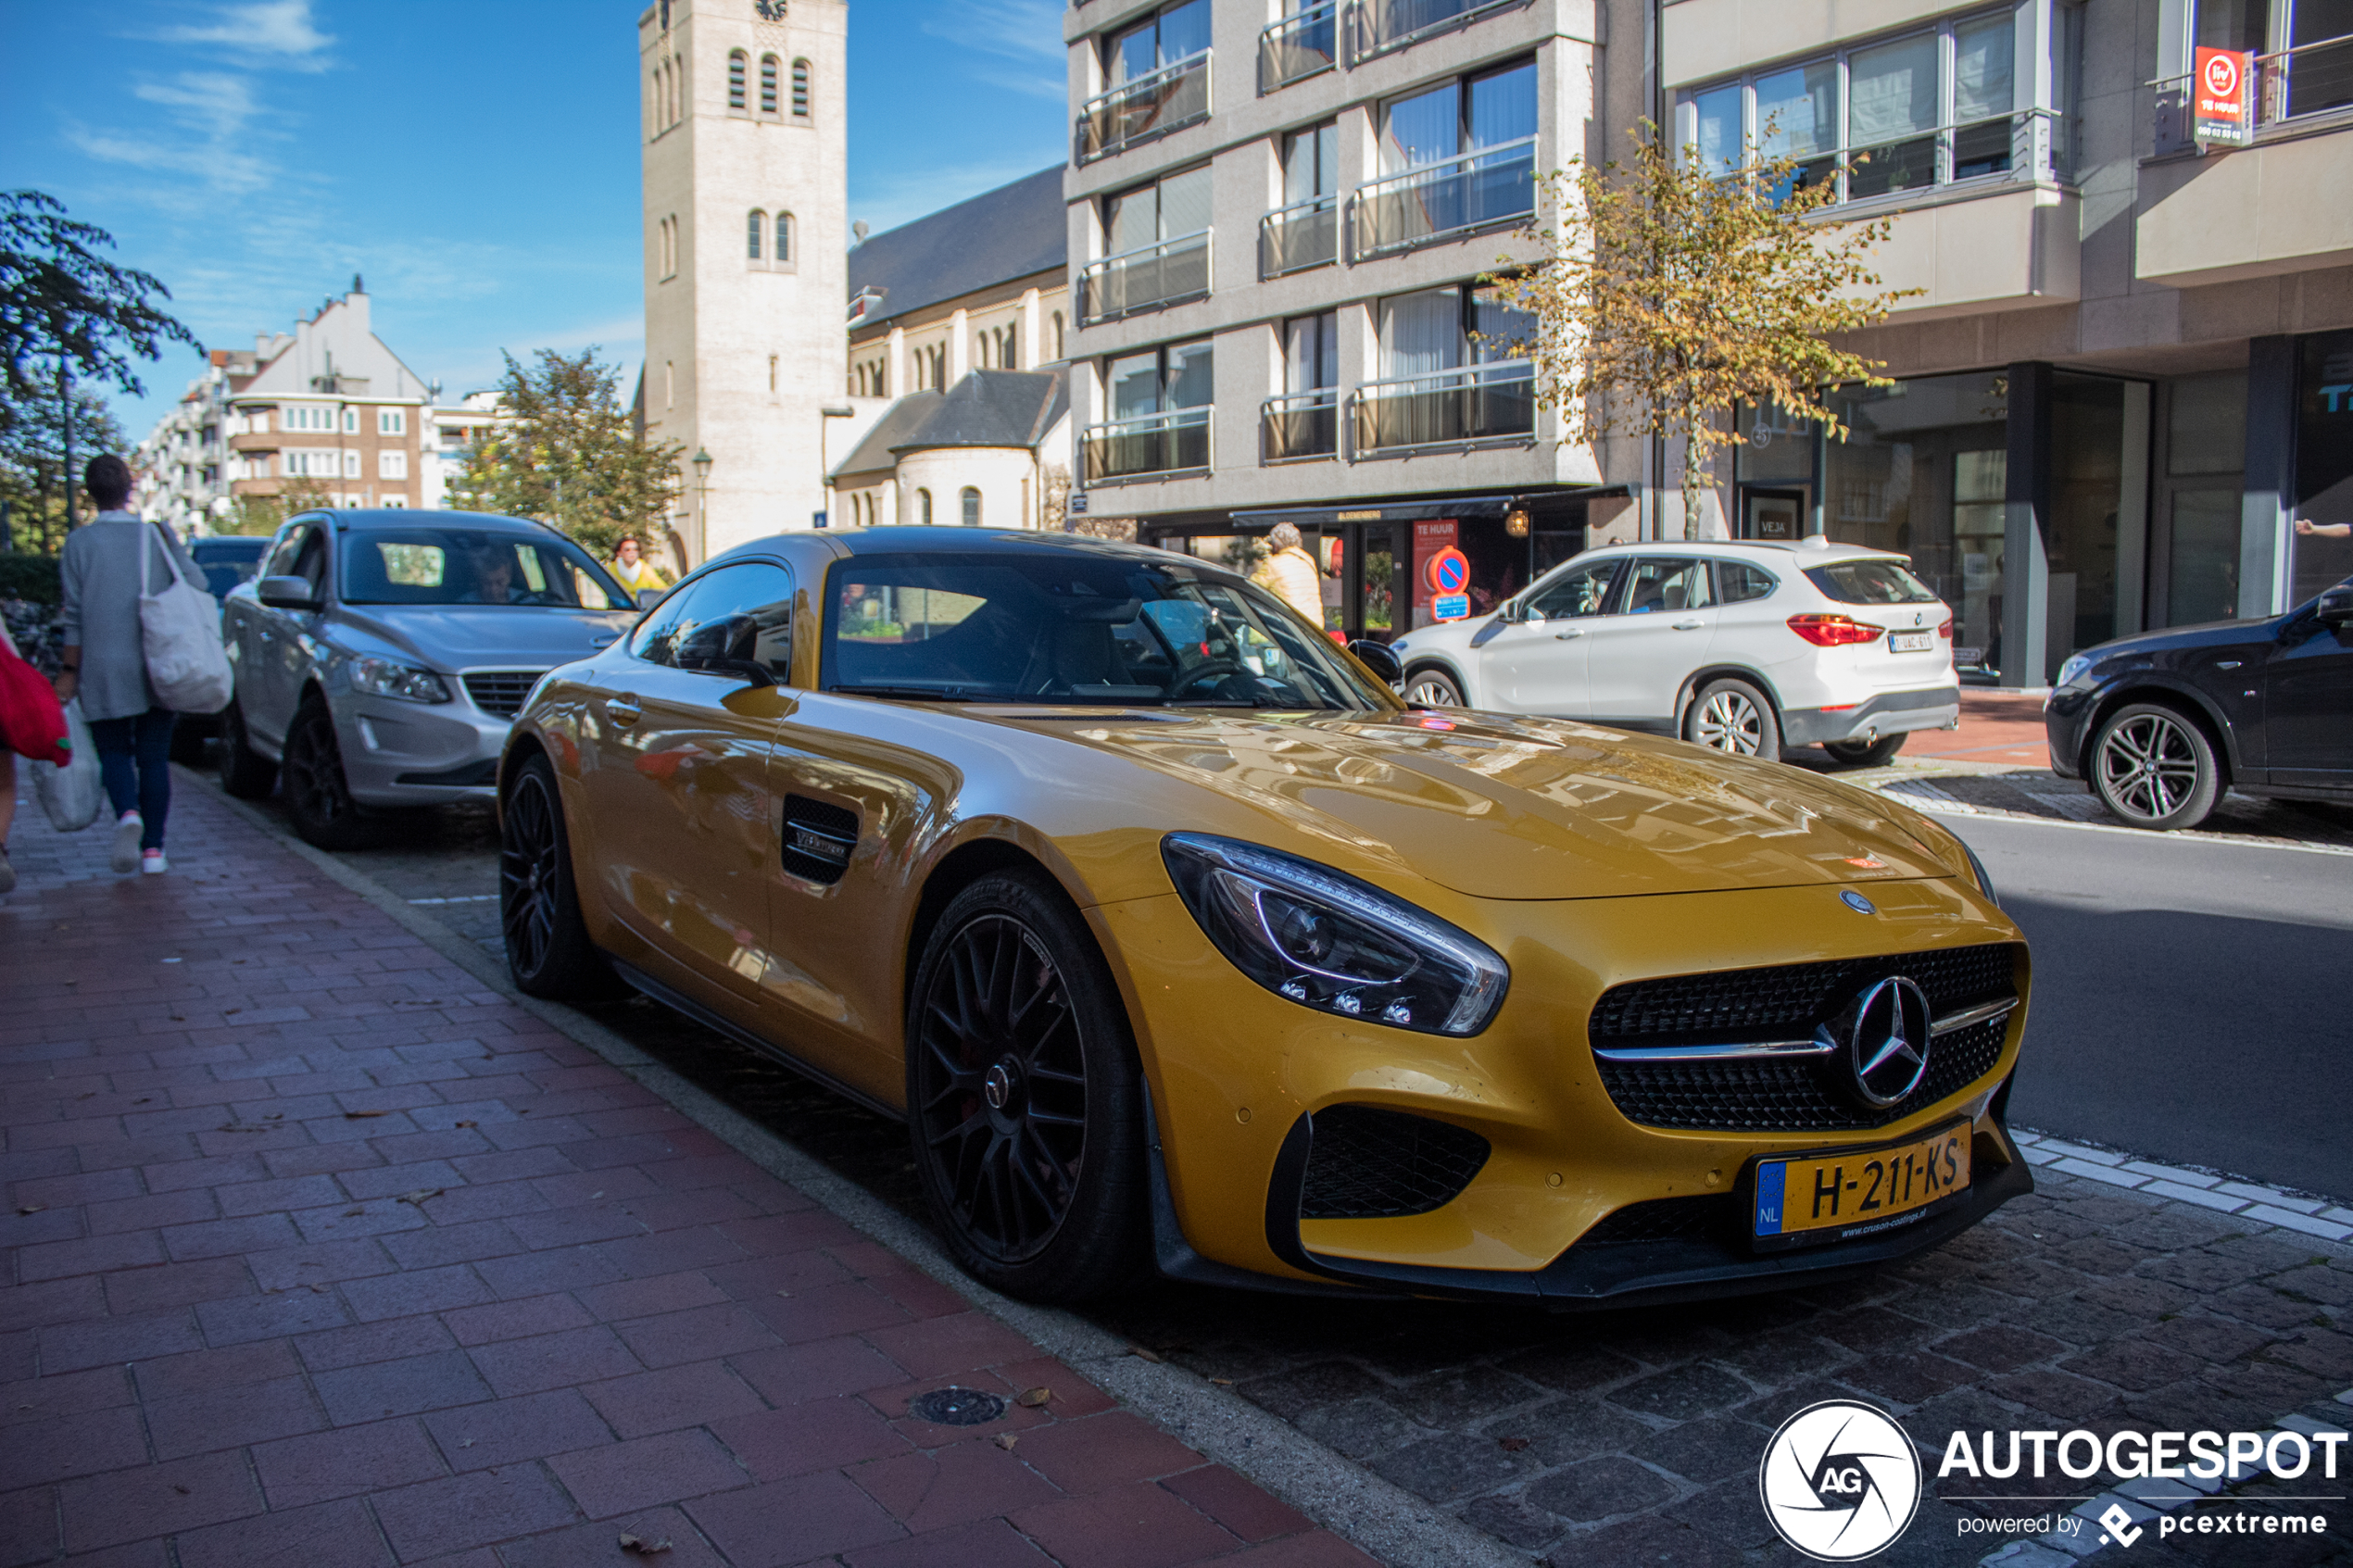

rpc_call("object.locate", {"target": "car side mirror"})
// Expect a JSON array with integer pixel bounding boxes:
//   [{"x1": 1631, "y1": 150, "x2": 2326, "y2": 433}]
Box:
[
  {"x1": 1347, "y1": 638, "x2": 1403, "y2": 687},
  {"x1": 257, "y1": 574, "x2": 322, "y2": 611},
  {"x1": 637, "y1": 588, "x2": 666, "y2": 610},
  {"x1": 692, "y1": 657, "x2": 777, "y2": 689},
  {"x1": 2316, "y1": 586, "x2": 2353, "y2": 629}
]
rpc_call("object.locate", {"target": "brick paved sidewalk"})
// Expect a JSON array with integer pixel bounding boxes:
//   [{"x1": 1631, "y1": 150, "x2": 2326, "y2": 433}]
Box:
[
  {"x1": 0, "y1": 788, "x2": 1372, "y2": 1568},
  {"x1": 1896, "y1": 691, "x2": 2051, "y2": 768}
]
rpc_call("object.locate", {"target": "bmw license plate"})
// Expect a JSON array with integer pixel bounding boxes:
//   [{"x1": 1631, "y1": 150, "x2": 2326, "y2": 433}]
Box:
[
  {"x1": 1751, "y1": 1123, "x2": 1970, "y2": 1251},
  {"x1": 1889, "y1": 631, "x2": 1933, "y2": 653}
]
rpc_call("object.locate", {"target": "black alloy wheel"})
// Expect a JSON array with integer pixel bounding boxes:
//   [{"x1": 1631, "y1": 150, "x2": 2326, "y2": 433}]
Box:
[
  {"x1": 217, "y1": 696, "x2": 278, "y2": 799},
  {"x1": 1688, "y1": 677, "x2": 1781, "y2": 763},
  {"x1": 2091, "y1": 702, "x2": 2221, "y2": 830},
  {"x1": 1403, "y1": 668, "x2": 1464, "y2": 707},
  {"x1": 499, "y1": 755, "x2": 628, "y2": 1001},
  {"x1": 280, "y1": 696, "x2": 384, "y2": 849},
  {"x1": 1823, "y1": 733, "x2": 1907, "y2": 768},
  {"x1": 906, "y1": 871, "x2": 1145, "y2": 1303}
]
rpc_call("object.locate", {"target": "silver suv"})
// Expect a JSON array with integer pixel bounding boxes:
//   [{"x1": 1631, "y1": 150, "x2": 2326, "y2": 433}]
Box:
[{"x1": 219, "y1": 508, "x2": 640, "y2": 847}]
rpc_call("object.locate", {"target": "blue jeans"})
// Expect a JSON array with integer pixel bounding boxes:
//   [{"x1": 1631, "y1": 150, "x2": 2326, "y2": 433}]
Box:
[{"x1": 88, "y1": 708, "x2": 176, "y2": 849}]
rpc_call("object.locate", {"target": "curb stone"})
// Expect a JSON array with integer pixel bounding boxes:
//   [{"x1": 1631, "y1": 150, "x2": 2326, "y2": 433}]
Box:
[{"x1": 191, "y1": 769, "x2": 1527, "y2": 1568}]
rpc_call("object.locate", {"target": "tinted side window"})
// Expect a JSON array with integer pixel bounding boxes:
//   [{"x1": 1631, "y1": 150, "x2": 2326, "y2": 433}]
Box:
[
  {"x1": 1806, "y1": 559, "x2": 1939, "y2": 604},
  {"x1": 631, "y1": 561, "x2": 797, "y2": 681},
  {"x1": 1528, "y1": 559, "x2": 1618, "y2": 620},
  {"x1": 1716, "y1": 561, "x2": 1780, "y2": 603},
  {"x1": 1622, "y1": 558, "x2": 1712, "y2": 614},
  {"x1": 263, "y1": 523, "x2": 310, "y2": 580}
]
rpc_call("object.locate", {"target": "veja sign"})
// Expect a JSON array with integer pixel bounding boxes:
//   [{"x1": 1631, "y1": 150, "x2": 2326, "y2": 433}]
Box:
[{"x1": 2193, "y1": 46, "x2": 2255, "y2": 145}]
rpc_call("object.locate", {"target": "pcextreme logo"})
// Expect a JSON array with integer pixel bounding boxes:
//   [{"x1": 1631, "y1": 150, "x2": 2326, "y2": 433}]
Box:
[{"x1": 1758, "y1": 1399, "x2": 1923, "y2": 1561}]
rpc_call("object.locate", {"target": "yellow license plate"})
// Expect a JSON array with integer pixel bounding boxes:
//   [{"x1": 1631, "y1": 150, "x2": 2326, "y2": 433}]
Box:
[{"x1": 1753, "y1": 1123, "x2": 1969, "y2": 1248}]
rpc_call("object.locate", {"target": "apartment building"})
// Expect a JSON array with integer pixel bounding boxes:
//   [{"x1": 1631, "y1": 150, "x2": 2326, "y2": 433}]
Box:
[
  {"x1": 134, "y1": 349, "x2": 255, "y2": 534},
  {"x1": 1062, "y1": 0, "x2": 1644, "y2": 644},
  {"x1": 1667, "y1": 0, "x2": 2352, "y2": 684}
]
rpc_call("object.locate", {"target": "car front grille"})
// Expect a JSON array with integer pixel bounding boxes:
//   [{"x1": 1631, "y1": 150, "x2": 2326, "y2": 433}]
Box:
[
  {"x1": 1301, "y1": 1105, "x2": 1491, "y2": 1219},
  {"x1": 462, "y1": 671, "x2": 547, "y2": 720},
  {"x1": 1578, "y1": 1194, "x2": 1741, "y2": 1246},
  {"x1": 1589, "y1": 944, "x2": 2020, "y2": 1134}
]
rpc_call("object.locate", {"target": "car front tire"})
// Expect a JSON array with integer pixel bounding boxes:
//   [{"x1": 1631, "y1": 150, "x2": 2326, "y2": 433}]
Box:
[
  {"x1": 905, "y1": 869, "x2": 1147, "y2": 1304},
  {"x1": 499, "y1": 754, "x2": 628, "y2": 1001},
  {"x1": 218, "y1": 696, "x2": 278, "y2": 799},
  {"x1": 2090, "y1": 702, "x2": 2221, "y2": 830},
  {"x1": 280, "y1": 696, "x2": 384, "y2": 849},
  {"x1": 1687, "y1": 677, "x2": 1781, "y2": 763},
  {"x1": 1403, "y1": 667, "x2": 1465, "y2": 707}
]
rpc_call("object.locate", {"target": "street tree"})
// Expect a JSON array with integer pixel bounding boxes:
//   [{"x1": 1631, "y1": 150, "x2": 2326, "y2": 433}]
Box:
[
  {"x1": 0, "y1": 383, "x2": 126, "y2": 555},
  {"x1": 2, "y1": 190, "x2": 200, "y2": 527},
  {"x1": 448, "y1": 348, "x2": 684, "y2": 562},
  {"x1": 1482, "y1": 125, "x2": 1918, "y2": 538},
  {"x1": 225, "y1": 475, "x2": 333, "y2": 538}
]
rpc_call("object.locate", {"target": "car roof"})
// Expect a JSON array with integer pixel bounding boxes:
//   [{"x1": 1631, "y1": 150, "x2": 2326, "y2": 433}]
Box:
[
  {"x1": 309, "y1": 508, "x2": 555, "y2": 536},
  {"x1": 1578, "y1": 538, "x2": 1910, "y2": 563},
  {"x1": 722, "y1": 525, "x2": 1222, "y2": 573}
]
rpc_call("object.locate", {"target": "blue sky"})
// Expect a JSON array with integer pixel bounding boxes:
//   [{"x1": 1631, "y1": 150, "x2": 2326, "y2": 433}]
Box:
[{"x1": 0, "y1": 0, "x2": 1067, "y2": 438}]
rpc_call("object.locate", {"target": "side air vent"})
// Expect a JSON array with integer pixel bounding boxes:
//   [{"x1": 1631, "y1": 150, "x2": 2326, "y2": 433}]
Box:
[
  {"x1": 780, "y1": 794, "x2": 859, "y2": 884},
  {"x1": 1300, "y1": 1105, "x2": 1491, "y2": 1219}
]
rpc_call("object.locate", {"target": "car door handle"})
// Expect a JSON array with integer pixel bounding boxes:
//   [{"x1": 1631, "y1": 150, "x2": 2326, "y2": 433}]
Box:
[
  {"x1": 606, "y1": 696, "x2": 642, "y2": 726},
  {"x1": 1553, "y1": 628, "x2": 1584, "y2": 640},
  {"x1": 2216, "y1": 660, "x2": 2242, "y2": 670},
  {"x1": 1671, "y1": 620, "x2": 1706, "y2": 631}
]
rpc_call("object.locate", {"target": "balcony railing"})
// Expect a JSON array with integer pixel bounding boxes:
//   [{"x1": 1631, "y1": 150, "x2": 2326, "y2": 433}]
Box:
[
  {"x1": 1077, "y1": 52, "x2": 1210, "y2": 163},
  {"x1": 1354, "y1": 0, "x2": 1526, "y2": 58},
  {"x1": 1080, "y1": 230, "x2": 1211, "y2": 324},
  {"x1": 1353, "y1": 138, "x2": 1536, "y2": 258},
  {"x1": 2153, "y1": 32, "x2": 2353, "y2": 154},
  {"x1": 1262, "y1": 390, "x2": 1339, "y2": 462},
  {"x1": 1353, "y1": 361, "x2": 1534, "y2": 453},
  {"x1": 1081, "y1": 408, "x2": 1212, "y2": 482},
  {"x1": 1259, "y1": 194, "x2": 1338, "y2": 278},
  {"x1": 1259, "y1": 2, "x2": 1336, "y2": 93}
]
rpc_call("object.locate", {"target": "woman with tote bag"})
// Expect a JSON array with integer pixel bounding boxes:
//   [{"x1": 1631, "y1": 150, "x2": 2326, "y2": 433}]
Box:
[{"x1": 55, "y1": 455, "x2": 215, "y2": 876}]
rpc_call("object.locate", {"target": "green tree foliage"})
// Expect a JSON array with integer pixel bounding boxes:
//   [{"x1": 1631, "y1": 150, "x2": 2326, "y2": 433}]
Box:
[
  {"x1": 1484, "y1": 125, "x2": 1919, "y2": 538},
  {"x1": 0, "y1": 380, "x2": 127, "y2": 556},
  {"x1": 2, "y1": 190, "x2": 199, "y2": 397},
  {"x1": 223, "y1": 476, "x2": 333, "y2": 538},
  {"x1": 448, "y1": 348, "x2": 684, "y2": 560}
]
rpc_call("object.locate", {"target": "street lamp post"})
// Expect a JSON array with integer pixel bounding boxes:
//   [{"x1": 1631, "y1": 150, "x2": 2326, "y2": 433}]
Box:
[
  {"x1": 819, "y1": 406, "x2": 854, "y2": 529},
  {"x1": 691, "y1": 446, "x2": 713, "y2": 563}
]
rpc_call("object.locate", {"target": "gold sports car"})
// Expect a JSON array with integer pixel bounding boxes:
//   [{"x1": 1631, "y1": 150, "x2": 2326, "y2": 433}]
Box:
[{"x1": 497, "y1": 527, "x2": 2032, "y2": 1306}]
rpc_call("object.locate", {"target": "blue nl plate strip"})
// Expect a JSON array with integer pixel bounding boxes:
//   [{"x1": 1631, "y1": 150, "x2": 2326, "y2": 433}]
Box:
[{"x1": 1754, "y1": 1162, "x2": 1785, "y2": 1236}]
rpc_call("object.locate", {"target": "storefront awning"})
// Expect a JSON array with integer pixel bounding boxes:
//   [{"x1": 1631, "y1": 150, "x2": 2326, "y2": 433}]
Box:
[{"x1": 1226, "y1": 487, "x2": 1620, "y2": 530}]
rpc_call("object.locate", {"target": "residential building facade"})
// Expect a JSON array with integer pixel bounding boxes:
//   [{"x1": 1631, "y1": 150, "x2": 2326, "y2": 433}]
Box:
[
  {"x1": 831, "y1": 169, "x2": 1076, "y2": 531},
  {"x1": 134, "y1": 350, "x2": 254, "y2": 534},
  {"x1": 1061, "y1": 0, "x2": 1644, "y2": 645},
  {"x1": 639, "y1": 0, "x2": 850, "y2": 564},
  {"x1": 1670, "y1": 0, "x2": 2352, "y2": 684}
]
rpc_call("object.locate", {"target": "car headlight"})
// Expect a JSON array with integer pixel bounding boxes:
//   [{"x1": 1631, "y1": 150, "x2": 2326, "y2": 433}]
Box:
[
  {"x1": 2055, "y1": 653, "x2": 2092, "y2": 688},
  {"x1": 1961, "y1": 841, "x2": 1999, "y2": 907},
  {"x1": 350, "y1": 656, "x2": 450, "y2": 704},
  {"x1": 1161, "y1": 833, "x2": 1508, "y2": 1035}
]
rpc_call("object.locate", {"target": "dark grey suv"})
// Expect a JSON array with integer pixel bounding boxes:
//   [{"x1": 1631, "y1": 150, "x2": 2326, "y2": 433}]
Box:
[{"x1": 219, "y1": 509, "x2": 640, "y2": 847}]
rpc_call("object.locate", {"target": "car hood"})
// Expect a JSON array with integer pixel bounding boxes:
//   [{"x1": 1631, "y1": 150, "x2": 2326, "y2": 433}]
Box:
[
  {"x1": 980, "y1": 707, "x2": 1956, "y2": 900},
  {"x1": 332, "y1": 606, "x2": 635, "y2": 671},
  {"x1": 2083, "y1": 614, "x2": 2279, "y2": 663}
]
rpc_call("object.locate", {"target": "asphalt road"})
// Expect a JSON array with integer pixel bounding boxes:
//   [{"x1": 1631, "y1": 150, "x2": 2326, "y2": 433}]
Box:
[{"x1": 1937, "y1": 811, "x2": 2353, "y2": 1199}]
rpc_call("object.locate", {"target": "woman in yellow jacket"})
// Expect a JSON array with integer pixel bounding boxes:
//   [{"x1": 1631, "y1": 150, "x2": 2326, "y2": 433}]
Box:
[{"x1": 1252, "y1": 522, "x2": 1328, "y2": 632}]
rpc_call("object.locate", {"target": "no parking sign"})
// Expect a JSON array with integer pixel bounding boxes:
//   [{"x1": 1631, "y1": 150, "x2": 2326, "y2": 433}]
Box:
[{"x1": 1412, "y1": 521, "x2": 1473, "y2": 624}]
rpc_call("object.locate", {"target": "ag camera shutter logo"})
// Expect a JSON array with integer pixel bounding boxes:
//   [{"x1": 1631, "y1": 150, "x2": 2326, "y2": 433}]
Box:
[{"x1": 1759, "y1": 1399, "x2": 1923, "y2": 1560}]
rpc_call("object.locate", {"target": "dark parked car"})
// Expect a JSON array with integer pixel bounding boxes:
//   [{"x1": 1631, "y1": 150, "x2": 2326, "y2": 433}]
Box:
[
  {"x1": 2044, "y1": 576, "x2": 2353, "y2": 829},
  {"x1": 170, "y1": 535, "x2": 275, "y2": 760}
]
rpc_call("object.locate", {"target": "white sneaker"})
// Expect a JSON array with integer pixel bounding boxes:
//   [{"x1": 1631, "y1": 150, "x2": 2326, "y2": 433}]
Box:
[
  {"x1": 111, "y1": 811, "x2": 144, "y2": 873},
  {"x1": 142, "y1": 849, "x2": 170, "y2": 875}
]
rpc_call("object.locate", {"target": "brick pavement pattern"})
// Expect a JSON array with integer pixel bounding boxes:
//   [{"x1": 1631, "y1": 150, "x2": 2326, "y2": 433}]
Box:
[
  {"x1": 1899, "y1": 691, "x2": 2053, "y2": 768},
  {"x1": 0, "y1": 788, "x2": 1374, "y2": 1568}
]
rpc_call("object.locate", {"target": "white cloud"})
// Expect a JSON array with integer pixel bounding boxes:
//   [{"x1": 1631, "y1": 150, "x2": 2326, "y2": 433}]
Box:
[
  {"x1": 67, "y1": 69, "x2": 281, "y2": 195},
  {"x1": 152, "y1": 0, "x2": 335, "y2": 70},
  {"x1": 919, "y1": 0, "x2": 1065, "y2": 100}
]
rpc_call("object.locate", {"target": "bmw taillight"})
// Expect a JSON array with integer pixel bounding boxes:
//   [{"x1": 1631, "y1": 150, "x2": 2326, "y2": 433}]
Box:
[
  {"x1": 1786, "y1": 614, "x2": 1886, "y2": 647},
  {"x1": 1937, "y1": 616, "x2": 1954, "y2": 638}
]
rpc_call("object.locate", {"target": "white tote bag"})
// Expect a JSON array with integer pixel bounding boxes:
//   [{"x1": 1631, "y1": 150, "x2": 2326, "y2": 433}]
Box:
[
  {"x1": 138, "y1": 522, "x2": 234, "y2": 713},
  {"x1": 31, "y1": 697, "x2": 104, "y2": 832}
]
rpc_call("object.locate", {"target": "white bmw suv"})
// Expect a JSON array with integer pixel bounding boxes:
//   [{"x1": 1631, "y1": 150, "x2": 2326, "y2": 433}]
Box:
[{"x1": 1388, "y1": 539, "x2": 1958, "y2": 765}]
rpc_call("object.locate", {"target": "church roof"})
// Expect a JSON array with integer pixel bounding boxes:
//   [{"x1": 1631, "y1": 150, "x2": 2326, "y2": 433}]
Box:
[
  {"x1": 832, "y1": 370, "x2": 1067, "y2": 476},
  {"x1": 847, "y1": 167, "x2": 1065, "y2": 327}
]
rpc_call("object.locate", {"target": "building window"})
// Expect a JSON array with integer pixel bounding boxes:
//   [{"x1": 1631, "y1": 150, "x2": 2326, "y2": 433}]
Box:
[
  {"x1": 378, "y1": 409, "x2": 405, "y2": 435},
  {"x1": 381, "y1": 495, "x2": 408, "y2": 508},
  {"x1": 1090, "y1": 164, "x2": 1212, "y2": 320},
  {"x1": 728, "y1": 50, "x2": 747, "y2": 110},
  {"x1": 768, "y1": 354, "x2": 778, "y2": 393},
  {"x1": 1359, "y1": 60, "x2": 1538, "y2": 257},
  {"x1": 1088, "y1": 337, "x2": 1214, "y2": 479},
  {"x1": 341, "y1": 408, "x2": 359, "y2": 433},
  {"x1": 961, "y1": 487, "x2": 982, "y2": 526},
  {"x1": 791, "y1": 58, "x2": 812, "y2": 117},
  {"x1": 775, "y1": 212, "x2": 791, "y2": 263},
  {"x1": 917, "y1": 487, "x2": 933, "y2": 525},
  {"x1": 665, "y1": 360, "x2": 674, "y2": 409},
  {"x1": 342, "y1": 450, "x2": 361, "y2": 479},
  {"x1": 1051, "y1": 312, "x2": 1065, "y2": 359},
  {"x1": 760, "y1": 54, "x2": 779, "y2": 114},
  {"x1": 1680, "y1": 8, "x2": 2024, "y2": 202},
  {"x1": 1357, "y1": 283, "x2": 1536, "y2": 451},
  {"x1": 749, "y1": 209, "x2": 765, "y2": 260},
  {"x1": 379, "y1": 451, "x2": 409, "y2": 480}
]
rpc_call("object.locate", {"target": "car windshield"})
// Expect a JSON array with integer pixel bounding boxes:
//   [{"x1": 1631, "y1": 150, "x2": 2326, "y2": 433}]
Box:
[
  {"x1": 822, "y1": 551, "x2": 1400, "y2": 710},
  {"x1": 339, "y1": 529, "x2": 633, "y2": 610},
  {"x1": 1805, "y1": 558, "x2": 1941, "y2": 605}
]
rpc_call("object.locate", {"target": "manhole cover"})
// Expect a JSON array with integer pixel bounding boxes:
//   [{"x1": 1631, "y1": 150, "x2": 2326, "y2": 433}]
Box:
[{"x1": 907, "y1": 1386, "x2": 1006, "y2": 1426}]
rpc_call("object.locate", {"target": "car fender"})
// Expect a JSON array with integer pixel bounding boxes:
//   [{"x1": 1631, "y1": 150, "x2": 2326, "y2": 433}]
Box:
[{"x1": 2077, "y1": 671, "x2": 2244, "y2": 780}]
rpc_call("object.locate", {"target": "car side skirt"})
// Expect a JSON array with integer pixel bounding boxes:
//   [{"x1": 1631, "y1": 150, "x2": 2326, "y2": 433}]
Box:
[{"x1": 609, "y1": 958, "x2": 901, "y2": 1122}]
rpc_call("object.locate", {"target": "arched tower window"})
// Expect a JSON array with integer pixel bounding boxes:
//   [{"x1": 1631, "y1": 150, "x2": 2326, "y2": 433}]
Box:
[
  {"x1": 1051, "y1": 311, "x2": 1065, "y2": 359},
  {"x1": 791, "y1": 58, "x2": 812, "y2": 118},
  {"x1": 775, "y1": 212, "x2": 791, "y2": 263},
  {"x1": 917, "y1": 488, "x2": 933, "y2": 526},
  {"x1": 727, "y1": 50, "x2": 747, "y2": 110},
  {"x1": 747, "y1": 209, "x2": 764, "y2": 260},
  {"x1": 760, "y1": 55, "x2": 779, "y2": 114},
  {"x1": 961, "y1": 487, "x2": 982, "y2": 527}
]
